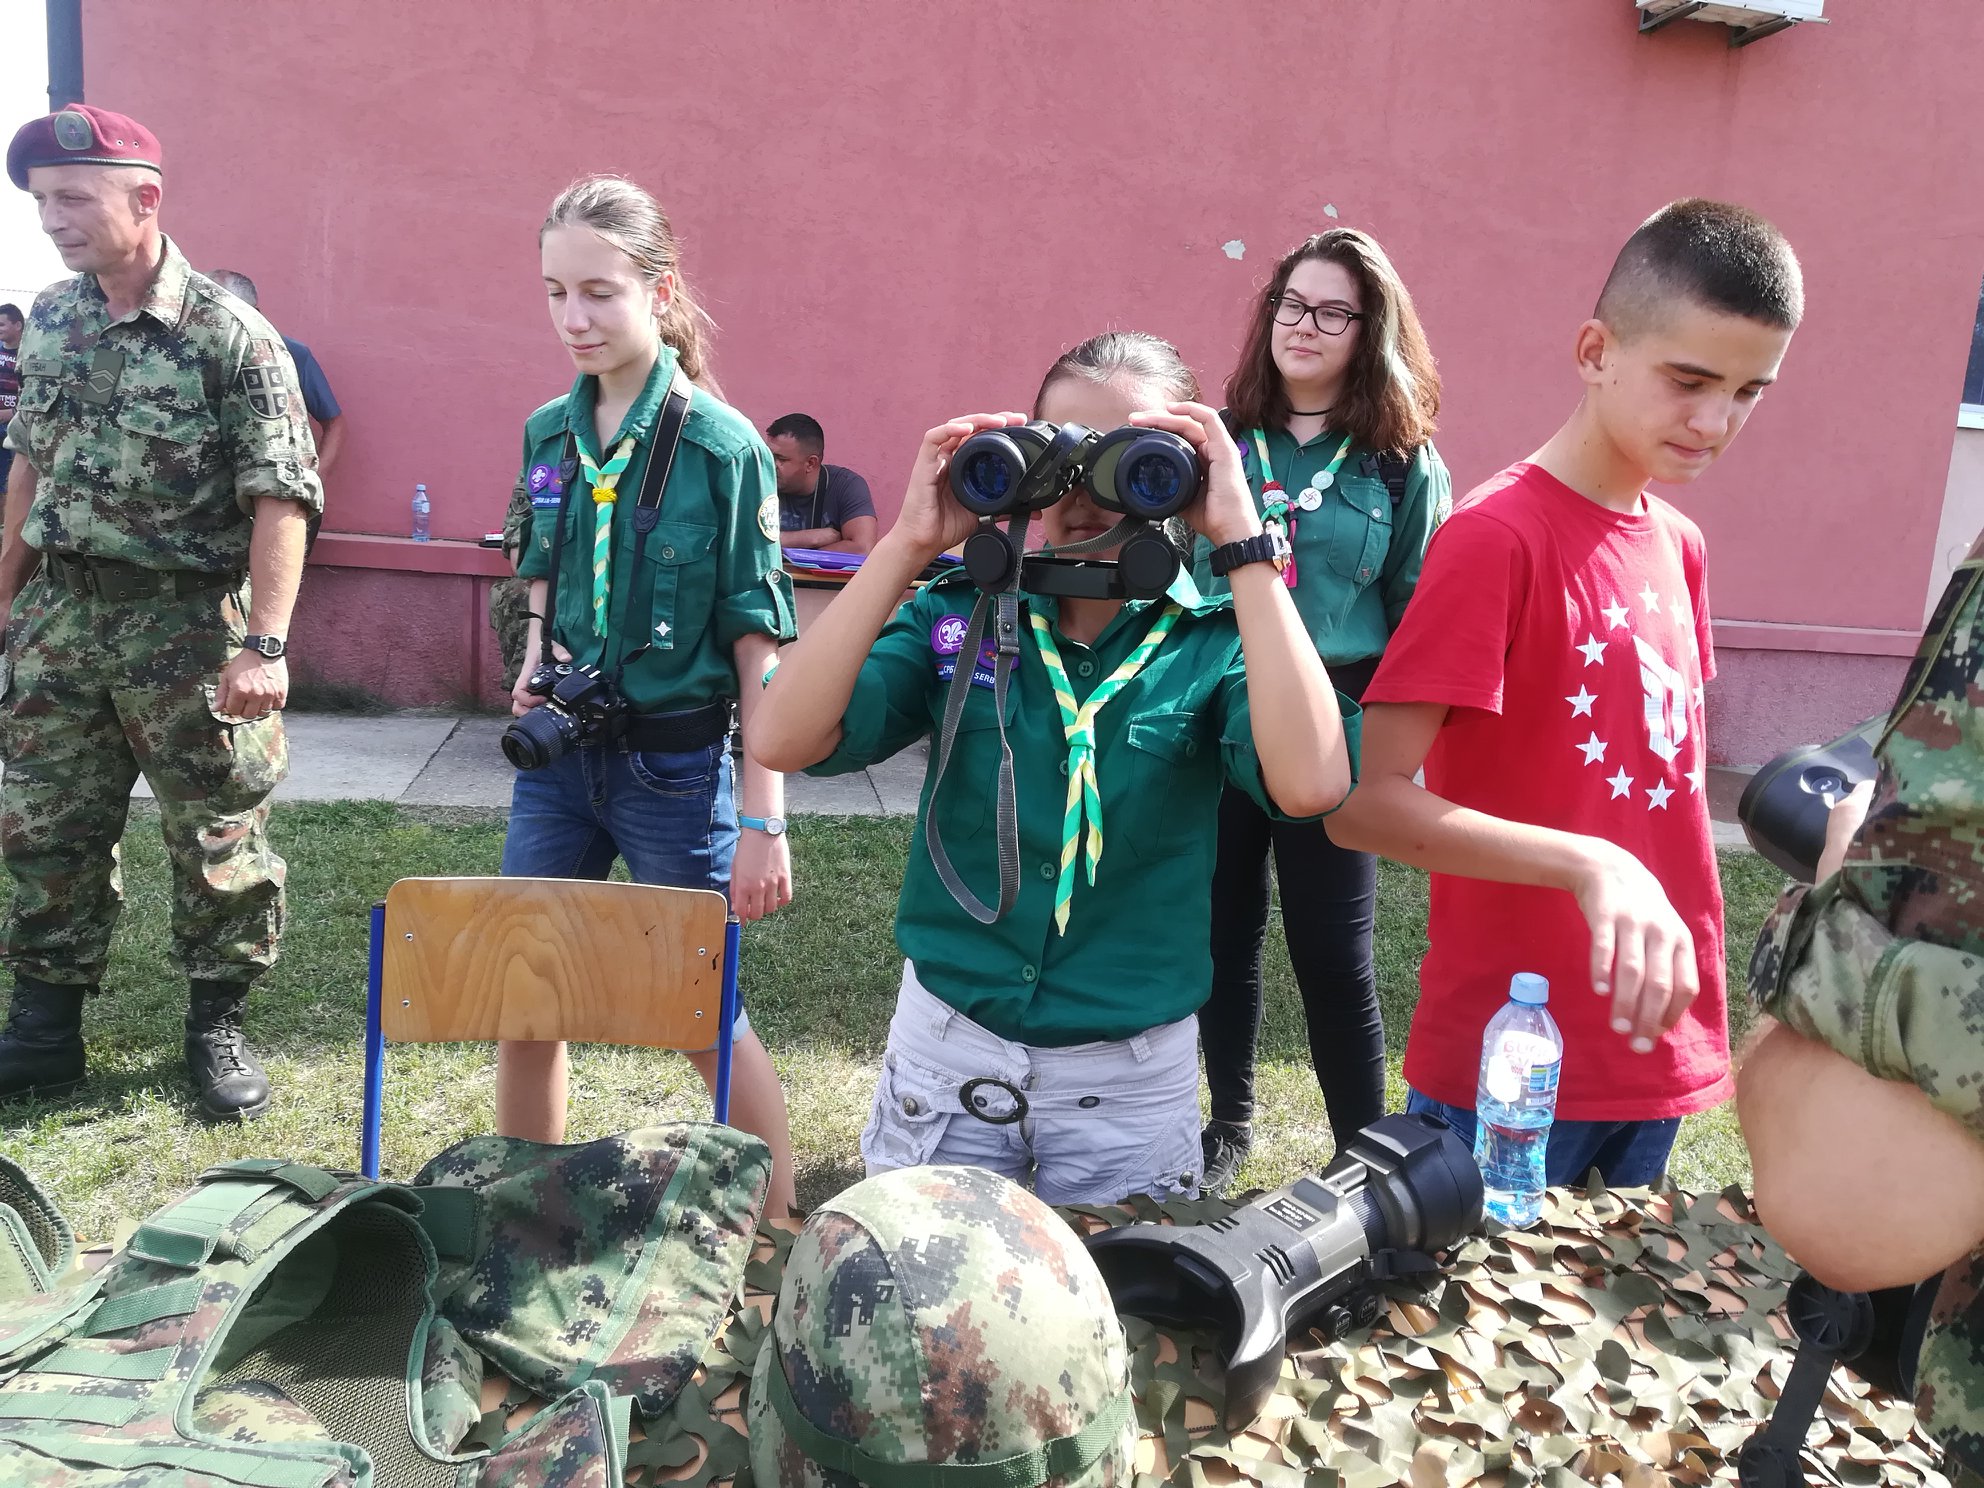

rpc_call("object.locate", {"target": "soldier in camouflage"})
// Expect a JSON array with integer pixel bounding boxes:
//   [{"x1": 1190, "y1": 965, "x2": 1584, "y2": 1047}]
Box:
[
  {"x1": 0, "y1": 105, "x2": 321, "y2": 1120},
  {"x1": 1741, "y1": 531, "x2": 1984, "y2": 1485},
  {"x1": 749, "y1": 1163, "x2": 1136, "y2": 1488}
]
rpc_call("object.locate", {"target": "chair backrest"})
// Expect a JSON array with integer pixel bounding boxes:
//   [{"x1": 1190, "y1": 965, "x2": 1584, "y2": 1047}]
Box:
[{"x1": 381, "y1": 877, "x2": 732, "y2": 1048}]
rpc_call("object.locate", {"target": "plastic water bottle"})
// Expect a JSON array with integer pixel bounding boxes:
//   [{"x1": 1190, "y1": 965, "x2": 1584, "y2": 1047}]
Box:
[
  {"x1": 1473, "y1": 972, "x2": 1562, "y2": 1227},
  {"x1": 411, "y1": 483, "x2": 431, "y2": 542}
]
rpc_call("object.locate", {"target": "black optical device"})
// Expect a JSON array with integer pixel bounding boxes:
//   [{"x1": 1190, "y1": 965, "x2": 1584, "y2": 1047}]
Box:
[
  {"x1": 1737, "y1": 715, "x2": 1882, "y2": 882},
  {"x1": 499, "y1": 661, "x2": 630, "y2": 770},
  {"x1": 948, "y1": 421, "x2": 1203, "y2": 601},
  {"x1": 1083, "y1": 1113, "x2": 1483, "y2": 1430},
  {"x1": 1736, "y1": 1272, "x2": 1939, "y2": 1487}
]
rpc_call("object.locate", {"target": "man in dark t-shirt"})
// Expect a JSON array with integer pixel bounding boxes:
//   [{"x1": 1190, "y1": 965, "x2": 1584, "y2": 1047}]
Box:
[
  {"x1": 766, "y1": 412, "x2": 877, "y2": 553},
  {"x1": 0, "y1": 302, "x2": 22, "y2": 489}
]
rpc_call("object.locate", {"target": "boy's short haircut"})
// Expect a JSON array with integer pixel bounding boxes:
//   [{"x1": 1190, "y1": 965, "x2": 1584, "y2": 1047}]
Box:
[
  {"x1": 1595, "y1": 198, "x2": 1804, "y2": 340},
  {"x1": 767, "y1": 413, "x2": 825, "y2": 455}
]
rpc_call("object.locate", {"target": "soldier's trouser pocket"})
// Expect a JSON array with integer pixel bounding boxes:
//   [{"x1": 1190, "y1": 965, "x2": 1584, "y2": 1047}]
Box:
[{"x1": 131, "y1": 681, "x2": 288, "y2": 809}]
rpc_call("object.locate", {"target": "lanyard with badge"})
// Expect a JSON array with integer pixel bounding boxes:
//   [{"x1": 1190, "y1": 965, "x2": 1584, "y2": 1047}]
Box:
[{"x1": 1250, "y1": 428, "x2": 1349, "y2": 590}]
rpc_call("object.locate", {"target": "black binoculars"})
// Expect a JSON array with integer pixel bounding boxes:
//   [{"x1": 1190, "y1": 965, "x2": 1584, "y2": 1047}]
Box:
[{"x1": 948, "y1": 421, "x2": 1202, "y2": 522}]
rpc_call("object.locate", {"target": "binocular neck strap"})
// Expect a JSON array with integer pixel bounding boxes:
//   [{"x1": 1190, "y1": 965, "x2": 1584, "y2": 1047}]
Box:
[
  {"x1": 606, "y1": 372, "x2": 694, "y2": 680},
  {"x1": 924, "y1": 512, "x2": 1034, "y2": 925}
]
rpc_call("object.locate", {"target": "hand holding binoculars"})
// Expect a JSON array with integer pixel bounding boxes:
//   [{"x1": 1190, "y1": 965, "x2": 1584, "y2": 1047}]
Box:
[{"x1": 946, "y1": 420, "x2": 1204, "y2": 599}]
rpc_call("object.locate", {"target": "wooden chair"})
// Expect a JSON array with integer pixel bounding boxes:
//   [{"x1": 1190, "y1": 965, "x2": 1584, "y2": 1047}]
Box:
[{"x1": 359, "y1": 876, "x2": 739, "y2": 1178}]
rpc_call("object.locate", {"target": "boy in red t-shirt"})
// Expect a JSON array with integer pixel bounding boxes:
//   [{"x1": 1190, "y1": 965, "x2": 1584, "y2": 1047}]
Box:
[{"x1": 1331, "y1": 199, "x2": 1804, "y2": 1184}]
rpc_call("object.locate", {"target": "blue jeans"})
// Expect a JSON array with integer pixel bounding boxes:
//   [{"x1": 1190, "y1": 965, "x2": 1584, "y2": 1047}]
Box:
[
  {"x1": 1404, "y1": 1089, "x2": 1680, "y2": 1188},
  {"x1": 501, "y1": 737, "x2": 747, "y2": 1041}
]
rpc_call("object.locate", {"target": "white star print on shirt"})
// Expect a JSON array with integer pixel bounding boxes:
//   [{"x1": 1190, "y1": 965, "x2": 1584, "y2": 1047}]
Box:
[
  {"x1": 1576, "y1": 635, "x2": 1607, "y2": 666},
  {"x1": 1566, "y1": 686, "x2": 1597, "y2": 717},
  {"x1": 1607, "y1": 767, "x2": 1634, "y2": 799},
  {"x1": 1577, "y1": 733, "x2": 1607, "y2": 764},
  {"x1": 1646, "y1": 781, "x2": 1674, "y2": 810},
  {"x1": 1638, "y1": 583, "x2": 1662, "y2": 614},
  {"x1": 1601, "y1": 600, "x2": 1631, "y2": 629},
  {"x1": 1686, "y1": 768, "x2": 1706, "y2": 794}
]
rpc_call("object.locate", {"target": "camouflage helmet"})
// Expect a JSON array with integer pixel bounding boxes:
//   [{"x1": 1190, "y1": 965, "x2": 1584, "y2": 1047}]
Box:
[{"x1": 748, "y1": 1165, "x2": 1136, "y2": 1488}]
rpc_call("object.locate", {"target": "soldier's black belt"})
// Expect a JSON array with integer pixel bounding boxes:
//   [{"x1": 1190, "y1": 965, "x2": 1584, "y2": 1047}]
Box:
[
  {"x1": 620, "y1": 701, "x2": 732, "y2": 753},
  {"x1": 42, "y1": 553, "x2": 241, "y2": 605}
]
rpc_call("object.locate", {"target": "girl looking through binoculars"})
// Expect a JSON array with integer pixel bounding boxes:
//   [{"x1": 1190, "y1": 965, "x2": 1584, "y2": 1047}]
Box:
[{"x1": 752, "y1": 332, "x2": 1357, "y2": 1204}]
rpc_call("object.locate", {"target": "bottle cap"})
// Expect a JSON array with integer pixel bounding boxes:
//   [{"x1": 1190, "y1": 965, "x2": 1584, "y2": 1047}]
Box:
[{"x1": 1509, "y1": 972, "x2": 1549, "y2": 1006}]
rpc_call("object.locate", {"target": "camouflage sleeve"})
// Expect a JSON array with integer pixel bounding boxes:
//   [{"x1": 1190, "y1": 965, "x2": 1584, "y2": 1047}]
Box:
[
  {"x1": 221, "y1": 335, "x2": 323, "y2": 517},
  {"x1": 1751, "y1": 876, "x2": 1984, "y2": 1141}
]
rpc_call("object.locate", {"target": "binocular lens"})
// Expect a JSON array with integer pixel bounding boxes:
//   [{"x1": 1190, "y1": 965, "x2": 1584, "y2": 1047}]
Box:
[
  {"x1": 1123, "y1": 449, "x2": 1186, "y2": 512},
  {"x1": 959, "y1": 449, "x2": 1013, "y2": 506}
]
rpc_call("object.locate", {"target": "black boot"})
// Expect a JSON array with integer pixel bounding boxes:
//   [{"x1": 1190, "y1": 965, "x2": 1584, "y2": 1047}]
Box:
[
  {"x1": 0, "y1": 974, "x2": 87, "y2": 1101},
  {"x1": 185, "y1": 980, "x2": 271, "y2": 1122}
]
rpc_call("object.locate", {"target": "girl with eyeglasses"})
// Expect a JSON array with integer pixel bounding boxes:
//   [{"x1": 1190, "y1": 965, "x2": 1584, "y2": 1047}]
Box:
[{"x1": 1197, "y1": 228, "x2": 1451, "y2": 1192}]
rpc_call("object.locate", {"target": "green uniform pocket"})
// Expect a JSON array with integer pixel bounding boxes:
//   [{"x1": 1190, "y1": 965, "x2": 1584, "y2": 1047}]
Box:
[
  {"x1": 638, "y1": 519, "x2": 717, "y2": 654},
  {"x1": 1121, "y1": 709, "x2": 1209, "y2": 860},
  {"x1": 1323, "y1": 476, "x2": 1394, "y2": 589},
  {"x1": 926, "y1": 681, "x2": 1020, "y2": 840}
]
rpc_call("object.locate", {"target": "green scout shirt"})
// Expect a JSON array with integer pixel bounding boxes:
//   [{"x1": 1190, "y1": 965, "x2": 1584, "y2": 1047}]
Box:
[
  {"x1": 808, "y1": 572, "x2": 1362, "y2": 1047},
  {"x1": 511, "y1": 345, "x2": 795, "y2": 713},
  {"x1": 4, "y1": 235, "x2": 322, "y2": 572},
  {"x1": 1195, "y1": 429, "x2": 1451, "y2": 666}
]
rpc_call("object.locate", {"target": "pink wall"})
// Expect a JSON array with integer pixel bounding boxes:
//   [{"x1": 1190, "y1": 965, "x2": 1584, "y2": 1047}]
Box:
[{"x1": 73, "y1": 1, "x2": 1984, "y2": 744}]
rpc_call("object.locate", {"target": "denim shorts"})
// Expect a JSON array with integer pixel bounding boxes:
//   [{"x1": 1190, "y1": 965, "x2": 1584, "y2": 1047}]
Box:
[
  {"x1": 501, "y1": 737, "x2": 749, "y2": 1043},
  {"x1": 1404, "y1": 1088, "x2": 1679, "y2": 1188},
  {"x1": 860, "y1": 962, "x2": 1202, "y2": 1206}
]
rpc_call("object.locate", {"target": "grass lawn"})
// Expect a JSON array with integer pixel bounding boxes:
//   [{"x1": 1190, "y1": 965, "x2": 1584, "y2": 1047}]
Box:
[{"x1": 0, "y1": 802, "x2": 1787, "y2": 1235}]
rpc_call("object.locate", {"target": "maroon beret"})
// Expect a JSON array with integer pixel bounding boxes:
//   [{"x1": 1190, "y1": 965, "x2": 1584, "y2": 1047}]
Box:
[{"x1": 7, "y1": 104, "x2": 161, "y2": 191}]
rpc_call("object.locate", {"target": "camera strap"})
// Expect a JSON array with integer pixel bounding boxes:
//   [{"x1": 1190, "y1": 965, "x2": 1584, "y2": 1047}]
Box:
[
  {"x1": 921, "y1": 513, "x2": 1142, "y2": 925},
  {"x1": 538, "y1": 370, "x2": 694, "y2": 680},
  {"x1": 611, "y1": 370, "x2": 694, "y2": 677}
]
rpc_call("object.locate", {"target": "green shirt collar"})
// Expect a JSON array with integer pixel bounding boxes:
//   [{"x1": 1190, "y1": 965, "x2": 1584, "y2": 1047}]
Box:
[
  {"x1": 563, "y1": 340, "x2": 680, "y2": 460},
  {"x1": 82, "y1": 233, "x2": 190, "y2": 330}
]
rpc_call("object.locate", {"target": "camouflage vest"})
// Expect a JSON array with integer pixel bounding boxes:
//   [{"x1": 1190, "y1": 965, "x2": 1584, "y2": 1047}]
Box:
[{"x1": 0, "y1": 1125, "x2": 769, "y2": 1487}]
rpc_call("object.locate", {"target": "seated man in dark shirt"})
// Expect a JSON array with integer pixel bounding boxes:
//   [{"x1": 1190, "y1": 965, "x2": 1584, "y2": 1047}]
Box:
[{"x1": 766, "y1": 412, "x2": 877, "y2": 554}]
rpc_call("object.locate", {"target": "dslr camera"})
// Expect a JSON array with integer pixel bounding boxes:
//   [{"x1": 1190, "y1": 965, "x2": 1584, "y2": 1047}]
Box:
[
  {"x1": 947, "y1": 421, "x2": 1202, "y2": 599},
  {"x1": 500, "y1": 661, "x2": 629, "y2": 770}
]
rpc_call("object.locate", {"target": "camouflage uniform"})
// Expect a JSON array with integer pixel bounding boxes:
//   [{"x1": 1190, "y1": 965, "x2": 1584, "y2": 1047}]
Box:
[
  {"x1": 749, "y1": 1164, "x2": 1135, "y2": 1488},
  {"x1": 0, "y1": 236, "x2": 319, "y2": 988},
  {"x1": 1749, "y1": 537, "x2": 1984, "y2": 1483}
]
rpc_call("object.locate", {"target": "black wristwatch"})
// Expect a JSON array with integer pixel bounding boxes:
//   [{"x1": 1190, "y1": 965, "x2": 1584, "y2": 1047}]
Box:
[
  {"x1": 241, "y1": 634, "x2": 287, "y2": 660},
  {"x1": 1209, "y1": 529, "x2": 1293, "y2": 578}
]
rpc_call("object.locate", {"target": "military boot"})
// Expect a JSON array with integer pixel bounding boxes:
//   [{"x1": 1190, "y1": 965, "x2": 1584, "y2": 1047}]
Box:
[
  {"x1": 0, "y1": 974, "x2": 87, "y2": 1101},
  {"x1": 184, "y1": 979, "x2": 271, "y2": 1122}
]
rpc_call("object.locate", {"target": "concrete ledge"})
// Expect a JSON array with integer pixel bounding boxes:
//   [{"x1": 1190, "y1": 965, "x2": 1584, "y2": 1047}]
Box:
[
  {"x1": 1712, "y1": 617, "x2": 1920, "y2": 657},
  {"x1": 309, "y1": 533, "x2": 511, "y2": 578}
]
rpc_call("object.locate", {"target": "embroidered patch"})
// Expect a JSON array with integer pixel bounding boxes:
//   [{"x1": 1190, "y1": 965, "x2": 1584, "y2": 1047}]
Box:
[
  {"x1": 758, "y1": 494, "x2": 780, "y2": 541},
  {"x1": 527, "y1": 464, "x2": 553, "y2": 493},
  {"x1": 239, "y1": 364, "x2": 287, "y2": 421},
  {"x1": 531, "y1": 491, "x2": 562, "y2": 509},
  {"x1": 935, "y1": 637, "x2": 998, "y2": 690},
  {"x1": 930, "y1": 615, "x2": 969, "y2": 656}
]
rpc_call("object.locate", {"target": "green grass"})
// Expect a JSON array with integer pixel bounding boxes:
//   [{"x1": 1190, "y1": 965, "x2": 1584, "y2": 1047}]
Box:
[{"x1": 0, "y1": 805, "x2": 1787, "y2": 1236}]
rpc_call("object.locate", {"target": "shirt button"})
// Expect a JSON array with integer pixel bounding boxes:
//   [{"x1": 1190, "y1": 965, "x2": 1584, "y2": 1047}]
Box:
[
  {"x1": 1059, "y1": 760, "x2": 1070, "y2": 776},
  {"x1": 1039, "y1": 862, "x2": 1056, "y2": 880},
  {"x1": 1371, "y1": 507, "x2": 1382, "y2": 519},
  {"x1": 1077, "y1": 659, "x2": 1095, "y2": 678},
  {"x1": 661, "y1": 546, "x2": 676, "y2": 560},
  {"x1": 1020, "y1": 965, "x2": 1038, "y2": 983},
  {"x1": 1184, "y1": 740, "x2": 1198, "y2": 758}
]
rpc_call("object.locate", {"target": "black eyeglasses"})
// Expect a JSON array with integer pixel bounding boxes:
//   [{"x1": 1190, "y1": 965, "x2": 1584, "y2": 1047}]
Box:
[{"x1": 1269, "y1": 295, "x2": 1363, "y2": 336}]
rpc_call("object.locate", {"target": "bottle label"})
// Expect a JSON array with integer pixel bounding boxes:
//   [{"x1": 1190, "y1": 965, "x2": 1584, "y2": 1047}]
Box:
[{"x1": 1484, "y1": 1030, "x2": 1561, "y2": 1109}]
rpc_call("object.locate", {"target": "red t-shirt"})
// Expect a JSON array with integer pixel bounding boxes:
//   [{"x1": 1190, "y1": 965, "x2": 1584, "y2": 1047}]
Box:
[{"x1": 1364, "y1": 462, "x2": 1729, "y2": 1121}]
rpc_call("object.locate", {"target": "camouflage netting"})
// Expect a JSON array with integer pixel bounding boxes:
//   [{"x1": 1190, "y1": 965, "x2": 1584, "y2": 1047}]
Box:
[{"x1": 511, "y1": 1181, "x2": 1956, "y2": 1488}]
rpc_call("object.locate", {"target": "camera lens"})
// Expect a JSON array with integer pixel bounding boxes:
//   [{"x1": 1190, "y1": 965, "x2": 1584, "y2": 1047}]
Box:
[{"x1": 501, "y1": 704, "x2": 581, "y2": 770}]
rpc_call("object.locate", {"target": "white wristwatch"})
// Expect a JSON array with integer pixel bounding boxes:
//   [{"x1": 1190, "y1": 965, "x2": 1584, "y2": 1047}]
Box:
[{"x1": 739, "y1": 814, "x2": 787, "y2": 836}]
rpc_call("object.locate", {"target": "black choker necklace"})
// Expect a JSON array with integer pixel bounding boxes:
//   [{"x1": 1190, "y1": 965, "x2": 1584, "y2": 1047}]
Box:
[{"x1": 1290, "y1": 406, "x2": 1332, "y2": 417}]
